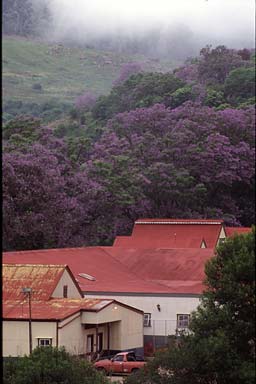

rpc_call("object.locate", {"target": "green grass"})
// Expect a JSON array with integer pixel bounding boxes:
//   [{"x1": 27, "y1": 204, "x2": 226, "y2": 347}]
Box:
[{"x1": 3, "y1": 36, "x2": 180, "y2": 106}]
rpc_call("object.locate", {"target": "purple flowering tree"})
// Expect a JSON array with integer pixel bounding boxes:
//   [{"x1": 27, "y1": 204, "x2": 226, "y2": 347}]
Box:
[
  {"x1": 113, "y1": 62, "x2": 143, "y2": 86},
  {"x1": 75, "y1": 91, "x2": 97, "y2": 111}
]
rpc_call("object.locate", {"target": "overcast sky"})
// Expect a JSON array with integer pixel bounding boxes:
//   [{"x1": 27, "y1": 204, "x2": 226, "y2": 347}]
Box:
[{"x1": 48, "y1": 0, "x2": 255, "y2": 48}]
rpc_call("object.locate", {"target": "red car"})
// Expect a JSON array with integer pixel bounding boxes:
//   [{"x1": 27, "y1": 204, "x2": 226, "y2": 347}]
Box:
[{"x1": 94, "y1": 351, "x2": 146, "y2": 375}]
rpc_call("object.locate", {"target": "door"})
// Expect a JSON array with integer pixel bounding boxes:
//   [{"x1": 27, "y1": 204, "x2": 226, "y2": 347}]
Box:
[
  {"x1": 112, "y1": 354, "x2": 124, "y2": 373},
  {"x1": 86, "y1": 334, "x2": 94, "y2": 353},
  {"x1": 97, "y1": 332, "x2": 103, "y2": 353}
]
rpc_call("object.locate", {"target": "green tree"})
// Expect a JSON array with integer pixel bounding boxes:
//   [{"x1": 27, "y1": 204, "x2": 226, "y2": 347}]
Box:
[
  {"x1": 92, "y1": 72, "x2": 185, "y2": 121},
  {"x1": 224, "y1": 67, "x2": 255, "y2": 104},
  {"x1": 126, "y1": 228, "x2": 255, "y2": 384},
  {"x1": 3, "y1": 346, "x2": 108, "y2": 384},
  {"x1": 204, "y1": 89, "x2": 225, "y2": 107},
  {"x1": 169, "y1": 85, "x2": 195, "y2": 108}
]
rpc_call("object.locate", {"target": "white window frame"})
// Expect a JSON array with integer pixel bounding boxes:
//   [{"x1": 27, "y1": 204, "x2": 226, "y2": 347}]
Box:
[
  {"x1": 37, "y1": 338, "x2": 52, "y2": 347},
  {"x1": 144, "y1": 313, "x2": 151, "y2": 327},
  {"x1": 177, "y1": 314, "x2": 190, "y2": 329}
]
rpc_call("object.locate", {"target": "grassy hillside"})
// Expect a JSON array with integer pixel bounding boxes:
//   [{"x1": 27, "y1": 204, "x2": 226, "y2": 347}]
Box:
[{"x1": 3, "y1": 36, "x2": 180, "y2": 105}]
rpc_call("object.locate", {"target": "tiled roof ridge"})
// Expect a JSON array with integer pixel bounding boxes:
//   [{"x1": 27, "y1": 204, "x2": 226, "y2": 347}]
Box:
[
  {"x1": 3, "y1": 247, "x2": 102, "y2": 255},
  {"x1": 135, "y1": 220, "x2": 223, "y2": 225},
  {"x1": 3, "y1": 263, "x2": 67, "y2": 268}
]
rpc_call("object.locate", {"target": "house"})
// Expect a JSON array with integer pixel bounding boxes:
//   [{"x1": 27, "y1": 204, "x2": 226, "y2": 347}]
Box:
[
  {"x1": 3, "y1": 247, "x2": 214, "y2": 351},
  {"x1": 114, "y1": 218, "x2": 228, "y2": 248},
  {"x1": 3, "y1": 219, "x2": 251, "y2": 353},
  {"x1": 2, "y1": 264, "x2": 144, "y2": 357}
]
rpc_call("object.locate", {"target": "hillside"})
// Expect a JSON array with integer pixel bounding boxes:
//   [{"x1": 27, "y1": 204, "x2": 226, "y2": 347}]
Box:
[{"x1": 2, "y1": 36, "x2": 180, "y2": 105}]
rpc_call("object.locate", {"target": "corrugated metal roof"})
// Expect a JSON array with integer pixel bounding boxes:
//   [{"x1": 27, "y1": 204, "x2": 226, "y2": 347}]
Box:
[
  {"x1": 225, "y1": 227, "x2": 252, "y2": 237},
  {"x1": 3, "y1": 264, "x2": 66, "y2": 301},
  {"x1": 114, "y1": 220, "x2": 224, "y2": 248},
  {"x1": 2, "y1": 298, "x2": 115, "y2": 320},
  {"x1": 3, "y1": 247, "x2": 214, "y2": 295},
  {"x1": 104, "y1": 248, "x2": 213, "y2": 282}
]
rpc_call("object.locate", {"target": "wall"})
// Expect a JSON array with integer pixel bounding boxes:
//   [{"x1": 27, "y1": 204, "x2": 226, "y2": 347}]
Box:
[
  {"x1": 86, "y1": 294, "x2": 201, "y2": 337},
  {"x1": 82, "y1": 302, "x2": 143, "y2": 351},
  {"x1": 3, "y1": 320, "x2": 57, "y2": 357},
  {"x1": 52, "y1": 269, "x2": 82, "y2": 298},
  {"x1": 58, "y1": 313, "x2": 85, "y2": 355}
]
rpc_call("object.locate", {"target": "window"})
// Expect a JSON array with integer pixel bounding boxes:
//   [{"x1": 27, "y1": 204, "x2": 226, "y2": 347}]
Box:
[
  {"x1": 127, "y1": 354, "x2": 136, "y2": 361},
  {"x1": 63, "y1": 285, "x2": 68, "y2": 298},
  {"x1": 144, "y1": 313, "x2": 151, "y2": 327},
  {"x1": 113, "y1": 355, "x2": 124, "y2": 362},
  {"x1": 38, "y1": 338, "x2": 52, "y2": 347},
  {"x1": 177, "y1": 314, "x2": 190, "y2": 329}
]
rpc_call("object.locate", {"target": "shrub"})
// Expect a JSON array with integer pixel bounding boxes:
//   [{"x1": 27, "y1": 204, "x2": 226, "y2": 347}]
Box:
[{"x1": 3, "y1": 346, "x2": 108, "y2": 384}]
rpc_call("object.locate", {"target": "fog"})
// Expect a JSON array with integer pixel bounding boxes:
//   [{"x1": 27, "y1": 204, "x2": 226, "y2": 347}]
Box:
[{"x1": 45, "y1": 0, "x2": 255, "y2": 59}]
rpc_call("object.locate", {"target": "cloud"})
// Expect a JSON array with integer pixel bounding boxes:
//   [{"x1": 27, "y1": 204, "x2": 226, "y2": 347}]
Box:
[{"x1": 46, "y1": 0, "x2": 255, "y2": 54}]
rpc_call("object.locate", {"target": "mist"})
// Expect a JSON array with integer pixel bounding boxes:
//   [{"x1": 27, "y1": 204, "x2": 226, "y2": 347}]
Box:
[{"x1": 43, "y1": 0, "x2": 255, "y2": 59}]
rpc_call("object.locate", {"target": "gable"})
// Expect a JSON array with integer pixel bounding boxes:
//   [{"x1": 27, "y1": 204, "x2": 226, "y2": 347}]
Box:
[{"x1": 52, "y1": 268, "x2": 83, "y2": 299}]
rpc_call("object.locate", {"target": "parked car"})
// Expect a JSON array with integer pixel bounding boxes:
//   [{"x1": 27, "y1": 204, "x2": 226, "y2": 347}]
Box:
[
  {"x1": 95, "y1": 349, "x2": 122, "y2": 361},
  {"x1": 94, "y1": 351, "x2": 146, "y2": 375}
]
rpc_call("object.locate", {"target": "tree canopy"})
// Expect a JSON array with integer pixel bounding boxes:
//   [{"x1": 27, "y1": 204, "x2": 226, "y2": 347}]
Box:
[{"x1": 2, "y1": 45, "x2": 255, "y2": 251}]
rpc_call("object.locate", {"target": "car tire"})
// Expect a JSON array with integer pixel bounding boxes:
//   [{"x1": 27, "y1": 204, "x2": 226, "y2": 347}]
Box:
[{"x1": 97, "y1": 367, "x2": 108, "y2": 375}]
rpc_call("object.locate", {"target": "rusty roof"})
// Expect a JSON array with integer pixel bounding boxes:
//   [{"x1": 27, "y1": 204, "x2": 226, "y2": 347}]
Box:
[
  {"x1": 2, "y1": 298, "x2": 112, "y2": 320},
  {"x1": 3, "y1": 247, "x2": 215, "y2": 295},
  {"x1": 3, "y1": 264, "x2": 68, "y2": 301},
  {"x1": 3, "y1": 297, "x2": 143, "y2": 320}
]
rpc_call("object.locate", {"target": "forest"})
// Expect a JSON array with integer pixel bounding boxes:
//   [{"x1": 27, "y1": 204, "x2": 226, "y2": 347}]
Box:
[{"x1": 3, "y1": 44, "x2": 255, "y2": 251}]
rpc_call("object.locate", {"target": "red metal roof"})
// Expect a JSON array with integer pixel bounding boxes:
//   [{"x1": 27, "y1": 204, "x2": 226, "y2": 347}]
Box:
[
  {"x1": 104, "y1": 247, "x2": 213, "y2": 294},
  {"x1": 3, "y1": 247, "x2": 214, "y2": 295},
  {"x1": 2, "y1": 298, "x2": 116, "y2": 320},
  {"x1": 114, "y1": 220, "x2": 224, "y2": 248},
  {"x1": 225, "y1": 227, "x2": 252, "y2": 237},
  {"x1": 2, "y1": 264, "x2": 67, "y2": 301}
]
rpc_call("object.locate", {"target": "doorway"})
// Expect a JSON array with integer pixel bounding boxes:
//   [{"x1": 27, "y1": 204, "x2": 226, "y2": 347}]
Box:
[
  {"x1": 86, "y1": 334, "x2": 94, "y2": 353},
  {"x1": 97, "y1": 332, "x2": 103, "y2": 352}
]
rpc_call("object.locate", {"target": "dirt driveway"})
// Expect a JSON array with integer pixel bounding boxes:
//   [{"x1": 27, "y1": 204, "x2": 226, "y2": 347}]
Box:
[{"x1": 108, "y1": 375, "x2": 124, "y2": 383}]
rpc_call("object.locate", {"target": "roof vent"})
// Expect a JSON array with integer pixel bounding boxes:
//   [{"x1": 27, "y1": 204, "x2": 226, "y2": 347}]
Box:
[{"x1": 78, "y1": 273, "x2": 96, "y2": 281}]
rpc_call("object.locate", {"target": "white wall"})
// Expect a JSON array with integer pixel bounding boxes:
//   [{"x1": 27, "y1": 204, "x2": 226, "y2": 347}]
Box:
[
  {"x1": 3, "y1": 320, "x2": 57, "y2": 357},
  {"x1": 58, "y1": 314, "x2": 85, "y2": 355},
  {"x1": 52, "y1": 269, "x2": 82, "y2": 299},
  {"x1": 82, "y1": 302, "x2": 143, "y2": 350},
  {"x1": 85, "y1": 294, "x2": 201, "y2": 336}
]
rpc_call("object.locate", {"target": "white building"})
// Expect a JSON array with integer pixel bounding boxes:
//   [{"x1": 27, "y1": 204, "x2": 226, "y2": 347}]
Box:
[
  {"x1": 3, "y1": 264, "x2": 144, "y2": 357},
  {"x1": 4, "y1": 219, "x2": 250, "y2": 353},
  {"x1": 3, "y1": 247, "x2": 213, "y2": 352}
]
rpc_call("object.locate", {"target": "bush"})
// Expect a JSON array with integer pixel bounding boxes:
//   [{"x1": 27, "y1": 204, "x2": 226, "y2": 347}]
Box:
[
  {"x1": 204, "y1": 89, "x2": 225, "y2": 107},
  {"x1": 169, "y1": 85, "x2": 195, "y2": 108},
  {"x1": 224, "y1": 67, "x2": 255, "y2": 102},
  {"x1": 3, "y1": 346, "x2": 108, "y2": 384}
]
